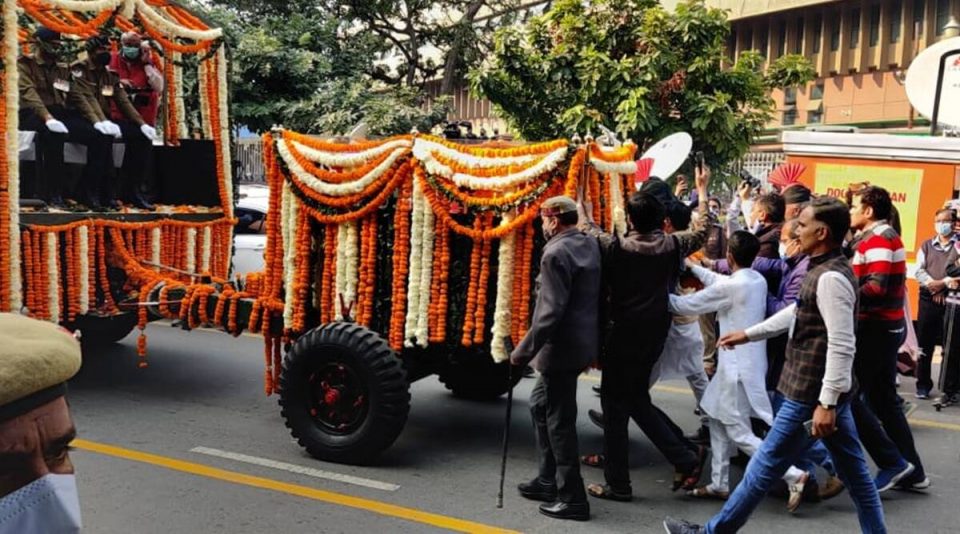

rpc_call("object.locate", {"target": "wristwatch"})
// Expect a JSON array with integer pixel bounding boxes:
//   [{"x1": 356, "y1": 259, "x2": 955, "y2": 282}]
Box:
[{"x1": 819, "y1": 402, "x2": 836, "y2": 411}]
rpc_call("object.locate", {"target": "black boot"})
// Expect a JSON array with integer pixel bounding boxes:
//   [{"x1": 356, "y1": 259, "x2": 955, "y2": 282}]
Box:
[
  {"x1": 538, "y1": 501, "x2": 589, "y2": 521},
  {"x1": 517, "y1": 478, "x2": 557, "y2": 502},
  {"x1": 128, "y1": 191, "x2": 155, "y2": 211}
]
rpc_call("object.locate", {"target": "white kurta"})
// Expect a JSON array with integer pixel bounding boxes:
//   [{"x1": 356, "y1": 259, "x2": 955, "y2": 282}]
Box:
[
  {"x1": 668, "y1": 266, "x2": 772, "y2": 426},
  {"x1": 650, "y1": 318, "x2": 706, "y2": 384}
]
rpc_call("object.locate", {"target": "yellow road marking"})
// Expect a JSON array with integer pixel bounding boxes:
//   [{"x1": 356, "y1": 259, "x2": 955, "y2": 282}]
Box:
[
  {"x1": 578, "y1": 376, "x2": 960, "y2": 433},
  {"x1": 73, "y1": 439, "x2": 519, "y2": 534}
]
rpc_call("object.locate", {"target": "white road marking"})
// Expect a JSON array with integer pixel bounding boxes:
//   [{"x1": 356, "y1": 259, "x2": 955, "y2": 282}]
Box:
[{"x1": 189, "y1": 446, "x2": 400, "y2": 491}]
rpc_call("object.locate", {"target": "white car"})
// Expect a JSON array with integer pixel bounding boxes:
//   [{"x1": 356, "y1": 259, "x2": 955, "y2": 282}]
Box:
[{"x1": 233, "y1": 184, "x2": 269, "y2": 276}]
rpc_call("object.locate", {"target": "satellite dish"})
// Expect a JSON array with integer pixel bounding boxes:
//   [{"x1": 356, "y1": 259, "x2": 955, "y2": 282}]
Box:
[
  {"x1": 905, "y1": 36, "x2": 960, "y2": 128},
  {"x1": 639, "y1": 132, "x2": 693, "y2": 184}
]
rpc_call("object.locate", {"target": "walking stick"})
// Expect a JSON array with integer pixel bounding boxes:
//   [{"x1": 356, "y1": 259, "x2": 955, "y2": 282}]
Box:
[{"x1": 497, "y1": 342, "x2": 517, "y2": 508}]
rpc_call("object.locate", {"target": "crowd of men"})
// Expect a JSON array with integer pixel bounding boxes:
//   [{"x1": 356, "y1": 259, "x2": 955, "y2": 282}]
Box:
[
  {"x1": 20, "y1": 28, "x2": 162, "y2": 212},
  {"x1": 510, "y1": 165, "x2": 956, "y2": 533}
]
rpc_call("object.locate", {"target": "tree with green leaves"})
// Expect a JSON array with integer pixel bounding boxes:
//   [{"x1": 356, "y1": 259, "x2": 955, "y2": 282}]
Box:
[{"x1": 470, "y1": 0, "x2": 815, "y2": 167}]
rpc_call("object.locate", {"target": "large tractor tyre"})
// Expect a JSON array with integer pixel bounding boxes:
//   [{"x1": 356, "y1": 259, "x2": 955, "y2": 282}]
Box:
[
  {"x1": 278, "y1": 322, "x2": 410, "y2": 465},
  {"x1": 75, "y1": 313, "x2": 138, "y2": 347},
  {"x1": 439, "y1": 356, "x2": 523, "y2": 401}
]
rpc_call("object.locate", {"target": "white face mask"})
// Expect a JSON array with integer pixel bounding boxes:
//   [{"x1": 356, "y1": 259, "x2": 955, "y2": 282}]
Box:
[
  {"x1": 935, "y1": 222, "x2": 953, "y2": 237},
  {"x1": 0, "y1": 474, "x2": 82, "y2": 533},
  {"x1": 778, "y1": 242, "x2": 789, "y2": 258}
]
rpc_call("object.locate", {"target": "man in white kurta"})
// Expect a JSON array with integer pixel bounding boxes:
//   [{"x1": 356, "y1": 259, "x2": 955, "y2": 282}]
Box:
[{"x1": 669, "y1": 231, "x2": 808, "y2": 505}]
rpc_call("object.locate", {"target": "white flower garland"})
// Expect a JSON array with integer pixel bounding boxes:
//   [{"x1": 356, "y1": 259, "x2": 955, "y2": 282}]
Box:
[
  {"x1": 276, "y1": 139, "x2": 407, "y2": 197},
  {"x1": 403, "y1": 176, "x2": 426, "y2": 346},
  {"x1": 77, "y1": 226, "x2": 89, "y2": 314},
  {"x1": 136, "y1": 0, "x2": 223, "y2": 41},
  {"x1": 342, "y1": 221, "x2": 360, "y2": 320},
  {"x1": 47, "y1": 233, "x2": 59, "y2": 324},
  {"x1": 173, "y1": 52, "x2": 187, "y2": 139},
  {"x1": 281, "y1": 183, "x2": 297, "y2": 329},
  {"x1": 590, "y1": 158, "x2": 637, "y2": 175},
  {"x1": 412, "y1": 139, "x2": 541, "y2": 168},
  {"x1": 38, "y1": 0, "x2": 124, "y2": 13},
  {"x1": 216, "y1": 48, "x2": 234, "y2": 221},
  {"x1": 609, "y1": 173, "x2": 627, "y2": 237},
  {"x1": 490, "y1": 214, "x2": 516, "y2": 363},
  {"x1": 121, "y1": 0, "x2": 135, "y2": 19},
  {"x1": 413, "y1": 189, "x2": 435, "y2": 347},
  {"x1": 201, "y1": 226, "x2": 212, "y2": 273},
  {"x1": 151, "y1": 227, "x2": 161, "y2": 271},
  {"x1": 185, "y1": 228, "x2": 197, "y2": 274},
  {"x1": 333, "y1": 223, "x2": 347, "y2": 321},
  {"x1": 198, "y1": 59, "x2": 211, "y2": 139},
  {"x1": 5, "y1": 0, "x2": 21, "y2": 313},
  {"x1": 291, "y1": 138, "x2": 412, "y2": 169},
  {"x1": 414, "y1": 144, "x2": 568, "y2": 191}
]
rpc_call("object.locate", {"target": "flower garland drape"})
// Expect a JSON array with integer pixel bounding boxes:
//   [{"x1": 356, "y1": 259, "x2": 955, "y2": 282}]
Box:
[{"x1": 257, "y1": 130, "x2": 637, "y2": 375}]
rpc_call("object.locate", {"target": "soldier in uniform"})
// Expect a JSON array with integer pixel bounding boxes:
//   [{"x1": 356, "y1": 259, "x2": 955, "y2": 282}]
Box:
[
  {"x1": 511, "y1": 196, "x2": 600, "y2": 522},
  {"x1": 0, "y1": 313, "x2": 83, "y2": 532},
  {"x1": 71, "y1": 36, "x2": 158, "y2": 210},
  {"x1": 18, "y1": 28, "x2": 113, "y2": 210}
]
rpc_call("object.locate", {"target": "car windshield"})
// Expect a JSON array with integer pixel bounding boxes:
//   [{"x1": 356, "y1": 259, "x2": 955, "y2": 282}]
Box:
[{"x1": 235, "y1": 208, "x2": 266, "y2": 234}]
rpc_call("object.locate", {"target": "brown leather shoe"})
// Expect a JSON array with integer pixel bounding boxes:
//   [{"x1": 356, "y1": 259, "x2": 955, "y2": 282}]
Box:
[{"x1": 818, "y1": 475, "x2": 845, "y2": 500}]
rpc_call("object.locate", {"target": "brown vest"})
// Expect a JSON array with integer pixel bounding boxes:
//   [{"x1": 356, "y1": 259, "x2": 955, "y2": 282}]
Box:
[{"x1": 777, "y1": 249, "x2": 858, "y2": 403}]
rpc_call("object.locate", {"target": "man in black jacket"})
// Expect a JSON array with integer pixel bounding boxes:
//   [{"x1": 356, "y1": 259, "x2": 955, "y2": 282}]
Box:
[
  {"x1": 582, "y1": 167, "x2": 710, "y2": 502},
  {"x1": 511, "y1": 195, "x2": 601, "y2": 521}
]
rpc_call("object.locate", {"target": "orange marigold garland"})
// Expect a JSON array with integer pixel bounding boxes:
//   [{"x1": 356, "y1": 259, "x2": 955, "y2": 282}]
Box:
[
  {"x1": 460, "y1": 217, "x2": 484, "y2": 347},
  {"x1": 388, "y1": 180, "x2": 413, "y2": 350}
]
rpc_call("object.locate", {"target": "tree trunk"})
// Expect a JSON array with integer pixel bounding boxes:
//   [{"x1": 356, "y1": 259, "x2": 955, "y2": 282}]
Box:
[{"x1": 440, "y1": 0, "x2": 486, "y2": 95}]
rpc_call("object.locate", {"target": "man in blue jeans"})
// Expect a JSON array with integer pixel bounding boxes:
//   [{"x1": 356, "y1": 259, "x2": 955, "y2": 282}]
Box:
[{"x1": 665, "y1": 197, "x2": 885, "y2": 533}]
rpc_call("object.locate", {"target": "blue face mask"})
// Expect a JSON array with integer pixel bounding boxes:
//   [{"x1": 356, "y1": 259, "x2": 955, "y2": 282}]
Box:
[
  {"x1": 936, "y1": 222, "x2": 953, "y2": 237},
  {"x1": 0, "y1": 474, "x2": 82, "y2": 533},
  {"x1": 121, "y1": 45, "x2": 141, "y2": 61}
]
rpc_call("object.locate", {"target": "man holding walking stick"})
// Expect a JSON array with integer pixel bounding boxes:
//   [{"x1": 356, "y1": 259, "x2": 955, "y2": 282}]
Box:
[{"x1": 510, "y1": 195, "x2": 601, "y2": 522}]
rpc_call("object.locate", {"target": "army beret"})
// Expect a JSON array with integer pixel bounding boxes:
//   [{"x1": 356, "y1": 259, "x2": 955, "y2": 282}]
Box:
[
  {"x1": 540, "y1": 195, "x2": 578, "y2": 216},
  {"x1": 34, "y1": 28, "x2": 61, "y2": 42},
  {"x1": 0, "y1": 314, "x2": 81, "y2": 422}
]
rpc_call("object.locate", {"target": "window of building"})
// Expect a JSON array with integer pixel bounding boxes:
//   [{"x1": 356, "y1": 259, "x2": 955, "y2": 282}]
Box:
[
  {"x1": 728, "y1": 29, "x2": 737, "y2": 60},
  {"x1": 869, "y1": 4, "x2": 881, "y2": 46},
  {"x1": 778, "y1": 20, "x2": 787, "y2": 56},
  {"x1": 784, "y1": 87, "x2": 798, "y2": 105},
  {"x1": 831, "y1": 14, "x2": 841, "y2": 50},
  {"x1": 851, "y1": 8, "x2": 861, "y2": 48},
  {"x1": 914, "y1": 0, "x2": 925, "y2": 38},
  {"x1": 937, "y1": 0, "x2": 950, "y2": 36},
  {"x1": 783, "y1": 109, "x2": 799, "y2": 126},
  {"x1": 811, "y1": 82, "x2": 825, "y2": 100},
  {"x1": 759, "y1": 29, "x2": 769, "y2": 59},
  {"x1": 744, "y1": 27, "x2": 754, "y2": 51},
  {"x1": 813, "y1": 14, "x2": 823, "y2": 53},
  {"x1": 890, "y1": 0, "x2": 902, "y2": 43},
  {"x1": 795, "y1": 18, "x2": 805, "y2": 54},
  {"x1": 807, "y1": 110, "x2": 824, "y2": 124}
]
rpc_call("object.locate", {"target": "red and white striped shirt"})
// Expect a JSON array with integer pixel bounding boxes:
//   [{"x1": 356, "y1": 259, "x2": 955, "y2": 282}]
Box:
[{"x1": 850, "y1": 222, "x2": 906, "y2": 324}]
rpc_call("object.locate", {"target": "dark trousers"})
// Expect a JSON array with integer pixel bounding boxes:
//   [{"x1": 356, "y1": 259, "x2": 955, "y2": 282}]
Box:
[
  {"x1": 852, "y1": 320, "x2": 926, "y2": 478},
  {"x1": 114, "y1": 120, "x2": 151, "y2": 200},
  {"x1": 941, "y1": 303, "x2": 960, "y2": 394},
  {"x1": 19, "y1": 107, "x2": 112, "y2": 203},
  {"x1": 916, "y1": 297, "x2": 945, "y2": 392},
  {"x1": 601, "y1": 327, "x2": 698, "y2": 491},
  {"x1": 765, "y1": 334, "x2": 788, "y2": 392},
  {"x1": 530, "y1": 371, "x2": 586, "y2": 503}
]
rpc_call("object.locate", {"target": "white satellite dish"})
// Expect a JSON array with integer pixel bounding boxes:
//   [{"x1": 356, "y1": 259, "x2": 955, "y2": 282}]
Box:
[
  {"x1": 639, "y1": 132, "x2": 693, "y2": 181},
  {"x1": 905, "y1": 36, "x2": 960, "y2": 129}
]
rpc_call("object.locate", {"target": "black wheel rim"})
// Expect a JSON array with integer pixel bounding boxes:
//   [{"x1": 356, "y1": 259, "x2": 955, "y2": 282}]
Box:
[{"x1": 307, "y1": 361, "x2": 369, "y2": 435}]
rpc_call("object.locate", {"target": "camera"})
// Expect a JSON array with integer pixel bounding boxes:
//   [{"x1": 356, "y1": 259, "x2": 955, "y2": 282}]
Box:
[{"x1": 738, "y1": 169, "x2": 761, "y2": 190}]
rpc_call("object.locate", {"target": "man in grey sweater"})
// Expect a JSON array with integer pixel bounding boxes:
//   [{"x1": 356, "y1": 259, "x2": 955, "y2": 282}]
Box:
[{"x1": 510, "y1": 195, "x2": 601, "y2": 522}]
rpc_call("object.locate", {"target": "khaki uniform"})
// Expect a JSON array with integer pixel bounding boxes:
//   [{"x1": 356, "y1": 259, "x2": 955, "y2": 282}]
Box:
[{"x1": 68, "y1": 60, "x2": 144, "y2": 125}]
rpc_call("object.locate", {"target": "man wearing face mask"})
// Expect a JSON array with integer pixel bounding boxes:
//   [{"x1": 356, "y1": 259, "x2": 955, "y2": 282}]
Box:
[
  {"x1": 913, "y1": 209, "x2": 958, "y2": 400},
  {"x1": 18, "y1": 28, "x2": 114, "y2": 211},
  {"x1": 0, "y1": 313, "x2": 83, "y2": 534},
  {"x1": 510, "y1": 196, "x2": 600, "y2": 521},
  {"x1": 109, "y1": 32, "x2": 161, "y2": 127},
  {"x1": 71, "y1": 36, "x2": 158, "y2": 211}
]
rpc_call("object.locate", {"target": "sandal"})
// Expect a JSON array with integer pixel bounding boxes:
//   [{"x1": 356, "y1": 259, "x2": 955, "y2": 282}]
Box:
[
  {"x1": 587, "y1": 483, "x2": 633, "y2": 502},
  {"x1": 672, "y1": 445, "x2": 707, "y2": 492},
  {"x1": 580, "y1": 453, "x2": 605, "y2": 468},
  {"x1": 686, "y1": 485, "x2": 729, "y2": 500}
]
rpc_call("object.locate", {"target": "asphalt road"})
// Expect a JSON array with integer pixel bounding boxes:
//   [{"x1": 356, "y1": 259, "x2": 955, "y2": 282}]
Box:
[{"x1": 67, "y1": 323, "x2": 960, "y2": 533}]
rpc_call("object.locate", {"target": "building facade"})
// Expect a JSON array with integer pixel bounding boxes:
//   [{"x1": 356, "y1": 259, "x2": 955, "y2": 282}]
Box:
[{"x1": 716, "y1": 0, "x2": 960, "y2": 131}]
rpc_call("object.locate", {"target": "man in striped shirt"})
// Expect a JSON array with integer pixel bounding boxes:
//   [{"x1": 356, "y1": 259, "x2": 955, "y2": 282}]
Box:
[{"x1": 848, "y1": 186, "x2": 929, "y2": 492}]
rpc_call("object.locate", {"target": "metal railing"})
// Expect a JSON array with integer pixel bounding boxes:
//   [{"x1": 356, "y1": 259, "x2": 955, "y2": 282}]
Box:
[{"x1": 235, "y1": 138, "x2": 265, "y2": 183}]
